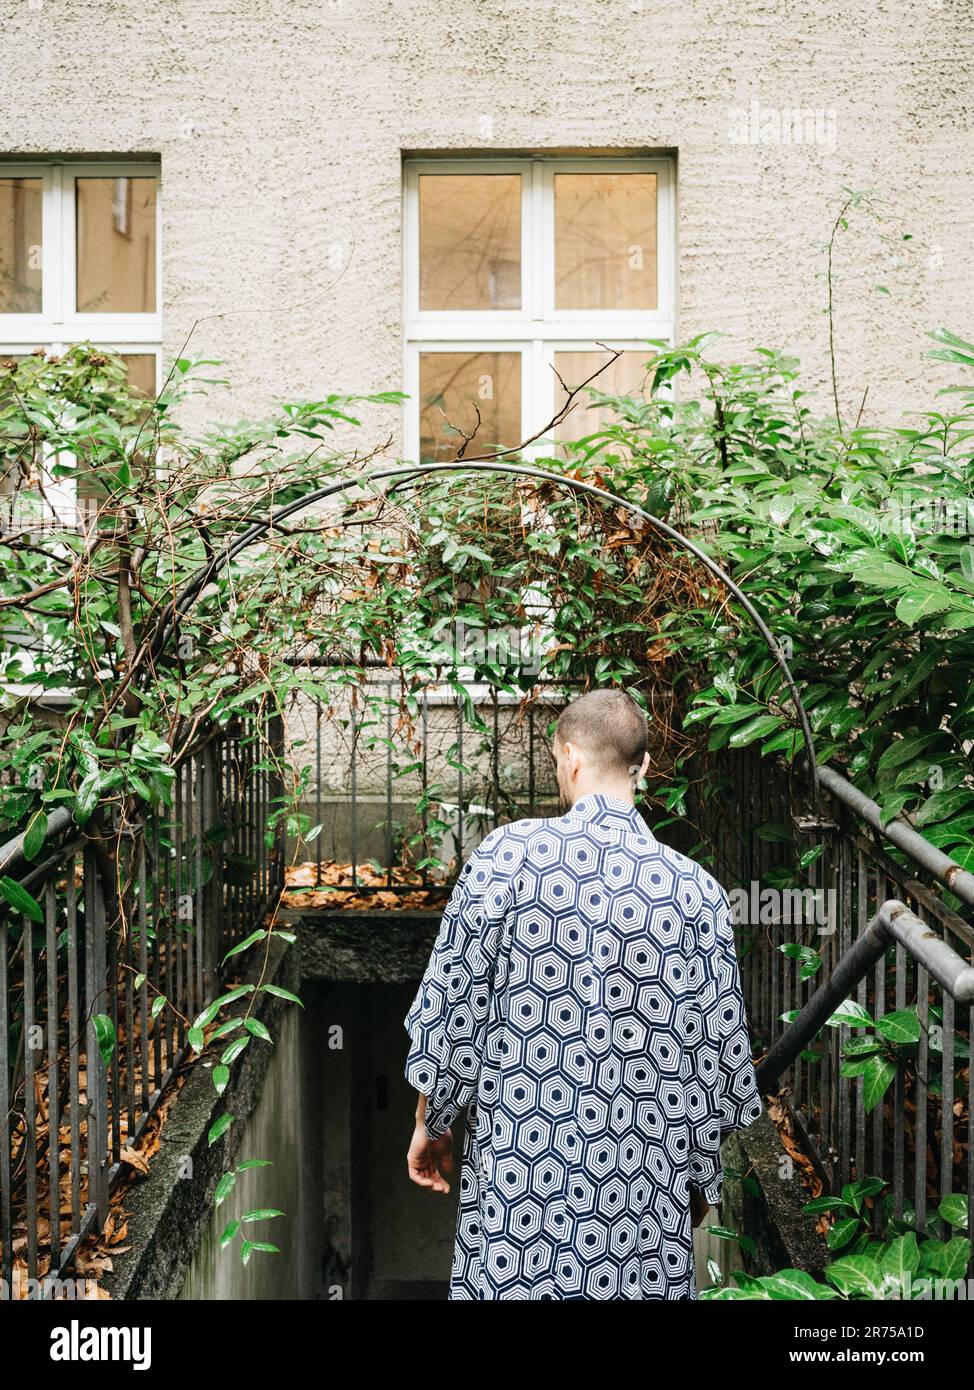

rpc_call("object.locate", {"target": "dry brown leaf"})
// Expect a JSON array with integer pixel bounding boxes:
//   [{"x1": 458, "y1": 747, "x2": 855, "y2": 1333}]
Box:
[{"x1": 119, "y1": 1146, "x2": 150, "y2": 1175}]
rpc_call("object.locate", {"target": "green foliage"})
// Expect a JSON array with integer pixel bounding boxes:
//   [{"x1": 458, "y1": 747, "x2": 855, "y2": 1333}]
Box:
[
  {"x1": 702, "y1": 1179, "x2": 971, "y2": 1299},
  {"x1": 92, "y1": 1013, "x2": 116, "y2": 1067},
  {"x1": 5, "y1": 319, "x2": 974, "y2": 1274},
  {"x1": 567, "y1": 330, "x2": 974, "y2": 864}
]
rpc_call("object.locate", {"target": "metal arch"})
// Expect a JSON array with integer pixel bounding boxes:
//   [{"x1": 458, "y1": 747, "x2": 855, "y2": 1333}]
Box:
[{"x1": 147, "y1": 459, "x2": 818, "y2": 796}]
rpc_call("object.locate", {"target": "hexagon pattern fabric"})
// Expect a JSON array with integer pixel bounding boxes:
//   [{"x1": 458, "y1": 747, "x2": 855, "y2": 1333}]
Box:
[{"x1": 404, "y1": 793, "x2": 762, "y2": 1300}]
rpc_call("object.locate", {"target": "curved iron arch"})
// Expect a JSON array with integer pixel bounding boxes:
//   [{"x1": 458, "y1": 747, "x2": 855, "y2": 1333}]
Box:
[{"x1": 147, "y1": 459, "x2": 818, "y2": 796}]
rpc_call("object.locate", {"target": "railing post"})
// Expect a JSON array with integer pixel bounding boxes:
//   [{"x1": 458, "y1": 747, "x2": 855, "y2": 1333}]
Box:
[
  {"x1": 83, "y1": 840, "x2": 110, "y2": 1230},
  {"x1": 269, "y1": 711, "x2": 286, "y2": 897},
  {"x1": 201, "y1": 737, "x2": 224, "y2": 997}
]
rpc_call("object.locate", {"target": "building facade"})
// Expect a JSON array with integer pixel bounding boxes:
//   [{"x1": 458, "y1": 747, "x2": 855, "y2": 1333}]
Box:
[{"x1": 1, "y1": 0, "x2": 972, "y2": 457}]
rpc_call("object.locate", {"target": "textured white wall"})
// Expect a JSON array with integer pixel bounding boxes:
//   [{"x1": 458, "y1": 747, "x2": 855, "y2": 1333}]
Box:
[{"x1": 2, "y1": 0, "x2": 972, "y2": 437}]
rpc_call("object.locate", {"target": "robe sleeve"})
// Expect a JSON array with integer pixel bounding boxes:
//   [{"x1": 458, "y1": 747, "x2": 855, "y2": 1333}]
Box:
[
  {"x1": 403, "y1": 829, "x2": 511, "y2": 1140},
  {"x1": 684, "y1": 882, "x2": 763, "y2": 1207}
]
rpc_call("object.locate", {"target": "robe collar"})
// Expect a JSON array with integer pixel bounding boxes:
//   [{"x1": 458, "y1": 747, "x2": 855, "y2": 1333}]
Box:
[{"x1": 566, "y1": 792, "x2": 654, "y2": 838}]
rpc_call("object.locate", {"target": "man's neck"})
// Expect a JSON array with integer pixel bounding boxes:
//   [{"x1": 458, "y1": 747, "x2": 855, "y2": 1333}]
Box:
[{"x1": 570, "y1": 781, "x2": 636, "y2": 807}]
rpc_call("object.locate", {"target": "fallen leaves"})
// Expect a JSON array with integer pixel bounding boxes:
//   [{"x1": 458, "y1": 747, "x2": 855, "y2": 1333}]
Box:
[
  {"x1": 282, "y1": 859, "x2": 448, "y2": 912},
  {"x1": 765, "y1": 1090, "x2": 824, "y2": 1218},
  {"x1": 119, "y1": 1146, "x2": 150, "y2": 1176}
]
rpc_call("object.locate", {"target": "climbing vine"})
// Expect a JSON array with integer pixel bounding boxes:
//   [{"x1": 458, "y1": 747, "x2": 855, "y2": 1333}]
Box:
[{"x1": 5, "y1": 302, "x2": 974, "y2": 1268}]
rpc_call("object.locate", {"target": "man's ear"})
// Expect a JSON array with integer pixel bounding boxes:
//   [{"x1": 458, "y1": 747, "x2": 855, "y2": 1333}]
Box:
[
  {"x1": 562, "y1": 739, "x2": 581, "y2": 781},
  {"x1": 639, "y1": 751, "x2": 650, "y2": 780}
]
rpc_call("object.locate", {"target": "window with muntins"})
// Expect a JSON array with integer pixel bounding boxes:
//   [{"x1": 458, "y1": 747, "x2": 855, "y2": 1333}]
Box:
[{"x1": 403, "y1": 156, "x2": 675, "y2": 462}]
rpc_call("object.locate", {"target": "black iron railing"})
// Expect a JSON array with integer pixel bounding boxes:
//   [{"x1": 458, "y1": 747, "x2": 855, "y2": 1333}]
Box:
[
  {"x1": 686, "y1": 747, "x2": 974, "y2": 1242},
  {"x1": 8, "y1": 663, "x2": 974, "y2": 1287},
  {"x1": 290, "y1": 668, "x2": 570, "y2": 893},
  {"x1": 0, "y1": 710, "x2": 284, "y2": 1297}
]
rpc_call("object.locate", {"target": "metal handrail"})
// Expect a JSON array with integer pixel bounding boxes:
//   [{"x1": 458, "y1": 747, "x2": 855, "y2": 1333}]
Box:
[
  {"x1": 816, "y1": 763, "x2": 974, "y2": 908},
  {"x1": 686, "y1": 743, "x2": 974, "y2": 1244},
  {"x1": 756, "y1": 899, "x2": 974, "y2": 1093},
  {"x1": 0, "y1": 806, "x2": 74, "y2": 878}
]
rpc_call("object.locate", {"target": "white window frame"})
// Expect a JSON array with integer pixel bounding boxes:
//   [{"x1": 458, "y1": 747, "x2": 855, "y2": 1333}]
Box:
[
  {"x1": 0, "y1": 160, "x2": 162, "y2": 351},
  {"x1": 403, "y1": 155, "x2": 675, "y2": 460},
  {"x1": 0, "y1": 162, "x2": 162, "y2": 687},
  {"x1": 0, "y1": 160, "x2": 163, "y2": 523}
]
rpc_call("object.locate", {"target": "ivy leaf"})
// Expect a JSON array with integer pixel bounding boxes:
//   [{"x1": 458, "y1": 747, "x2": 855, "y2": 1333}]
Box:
[
  {"x1": 862, "y1": 1055, "x2": 898, "y2": 1112},
  {"x1": 22, "y1": 810, "x2": 47, "y2": 862},
  {"x1": 208, "y1": 1113, "x2": 234, "y2": 1146},
  {"x1": 93, "y1": 1014, "x2": 116, "y2": 1067},
  {"x1": 938, "y1": 1194, "x2": 968, "y2": 1230},
  {"x1": 874, "y1": 1009, "x2": 921, "y2": 1044},
  {"x1": 221, "y1": 928, "x2": 267, "y2": 965},
  {"x1": 825, "y1": 1255, "x2": 886, "y2": 1297},
  {"x1": 221, "y1": 1036, "x2": 251, "y2": 1066},
  {"x1": 261, "y1": 984, "x2": 304, "y2": 1007},
  {"x1": 214, "y1": 1170, "x2": 236, "y2": 1206},
  {"x1": 210, "y1": 1018, "x2": 244, "y2": 1039},
  {"x1": 191, "y1": 984, "x2": 255, "y2": 1031},
  {"x1": 220, "y1": 1218, "x2": 240, "y2": 1249},
  {"x1": 73, "y1": 770, "x2": 101, "y2": 827},
  {"x1": 0, "y1": 876, "x2": 43, "y2": 923}
]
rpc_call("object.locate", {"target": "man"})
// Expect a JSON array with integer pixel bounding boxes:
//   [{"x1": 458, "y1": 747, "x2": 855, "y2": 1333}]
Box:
[{"x1": 403, "y1": 688, "x2": 762, "y2": 1300}]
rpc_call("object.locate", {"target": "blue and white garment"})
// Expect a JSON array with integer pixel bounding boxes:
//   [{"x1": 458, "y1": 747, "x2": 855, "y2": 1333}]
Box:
[{"x1": 404, "y1": 793, "x2": 762, "y2": 1300}]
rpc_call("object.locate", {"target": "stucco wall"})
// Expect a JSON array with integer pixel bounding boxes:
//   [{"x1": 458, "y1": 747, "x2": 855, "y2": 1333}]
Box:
[{"x1": 1, "y1": 0, "x2": 971, "y2": 437}]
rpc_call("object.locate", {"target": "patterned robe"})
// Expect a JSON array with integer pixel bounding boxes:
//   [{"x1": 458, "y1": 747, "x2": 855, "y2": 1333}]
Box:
[{"x1": 403, "y1": 793, "x2": 762, "y2": 1300}]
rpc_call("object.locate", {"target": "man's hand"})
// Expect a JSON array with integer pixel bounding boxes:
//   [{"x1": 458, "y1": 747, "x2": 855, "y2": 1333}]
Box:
[
  {"x1": 407, "y1": 1122, "x2": 455, "y2": 1193},
  {"x1": 690, "y1": 1188, "x2": 710, "y2": 1228}
]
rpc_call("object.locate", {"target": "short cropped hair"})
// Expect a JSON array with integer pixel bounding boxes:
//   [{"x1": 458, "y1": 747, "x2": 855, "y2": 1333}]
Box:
[{"x1": 555, "y1": 689, "x2": 648, "y2": 777}]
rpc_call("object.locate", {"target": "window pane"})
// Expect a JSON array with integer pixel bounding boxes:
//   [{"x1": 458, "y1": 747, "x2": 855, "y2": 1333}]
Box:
[
  {"x1": 419, "y1": 174, "x2": 521, "y2": 311},
  {"x1": 0, "y1": 178, "x2": 42, "y2": 313},
  {"x1": 554, "y1": 349, "x2": 651, "y2": 443},
  {"x1": 554, "y1": 173, "x2": 657, "y2": 311},
  {"x1": 76, "y1": 176, "x2": 157, "y2": 313},
  {"x1": 121, "y1": 353, "x2": 157, "y2": 398},
  {"x1": 419, "y1": 351, "x2": 521, "y2": 461},
  {"x1": 0, "y1": 358, "x2": 27, "y2": 503}
]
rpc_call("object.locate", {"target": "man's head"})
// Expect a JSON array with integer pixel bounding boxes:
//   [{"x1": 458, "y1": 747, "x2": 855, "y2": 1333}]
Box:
[{"x1": 553, "y1": 689, "x2": 650, "y2": 809}]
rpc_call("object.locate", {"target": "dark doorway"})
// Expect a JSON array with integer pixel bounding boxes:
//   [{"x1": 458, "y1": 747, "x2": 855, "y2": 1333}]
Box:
[{"x1": 314, "y1": 981, "x2": 459, "y2": 1299}]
